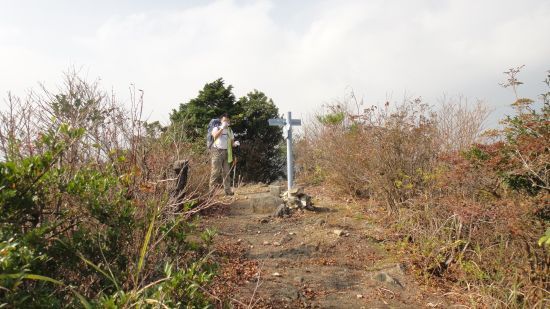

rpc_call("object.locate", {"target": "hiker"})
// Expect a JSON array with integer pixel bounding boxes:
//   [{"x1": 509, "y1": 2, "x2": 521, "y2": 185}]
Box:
[{"x1": 208, "y1": 113, "x2": 240, "y2": 195}]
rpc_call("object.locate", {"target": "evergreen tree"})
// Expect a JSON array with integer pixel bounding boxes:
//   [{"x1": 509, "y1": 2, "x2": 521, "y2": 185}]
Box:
[{"x1": 170, "y1": 79, "x2": 284, "y2": 182}]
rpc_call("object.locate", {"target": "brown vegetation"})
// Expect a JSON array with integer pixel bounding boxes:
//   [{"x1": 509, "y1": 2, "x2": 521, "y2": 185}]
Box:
[{"x1": 295, "y1": 70, "x2": 549, "y2": 307}]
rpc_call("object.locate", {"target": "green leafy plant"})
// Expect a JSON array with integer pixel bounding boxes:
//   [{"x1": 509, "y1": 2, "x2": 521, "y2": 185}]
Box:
[
  {"x1": 538, "y1": 228, "x2": 550, "y2": 248},
  {"x1": 1, "y1": 72, "x2": 220, "y2": 307}
]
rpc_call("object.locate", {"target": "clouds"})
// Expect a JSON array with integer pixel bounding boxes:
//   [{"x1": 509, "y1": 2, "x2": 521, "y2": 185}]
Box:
[{"x1": 1, "y1": 0, "x2": 549, "y2": 125}]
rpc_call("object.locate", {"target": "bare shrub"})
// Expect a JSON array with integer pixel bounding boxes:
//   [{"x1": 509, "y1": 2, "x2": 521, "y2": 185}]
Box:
[
  {"x1": 296, "y1": 70, "x2": 548, "y2": 307},
  {"x1": 436, "y1": 95, "x2": 490, "y2": 153},
  {"x1": 296, "y1": 102, "x2": 369, "y2": 196},
  {"x1": 392, "y1": 150, "x2": 548, "y2": 307},
  {"x1": 297, "y1": 96, "x2": 439, "y2": 212}
]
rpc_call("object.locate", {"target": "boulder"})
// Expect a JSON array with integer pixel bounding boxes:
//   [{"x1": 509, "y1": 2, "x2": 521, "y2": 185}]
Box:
[
  {"x1": 269, "y1": 184, "x2": 284, "y2": 197},
  {"x1": 248, "y1": 192, "x2": 284, "y2": 214}
]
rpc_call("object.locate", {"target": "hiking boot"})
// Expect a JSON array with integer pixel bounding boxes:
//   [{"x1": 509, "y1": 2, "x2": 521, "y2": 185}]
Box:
[{"x1": 225, "y1": 191, "x2": 234, "y2": 196}]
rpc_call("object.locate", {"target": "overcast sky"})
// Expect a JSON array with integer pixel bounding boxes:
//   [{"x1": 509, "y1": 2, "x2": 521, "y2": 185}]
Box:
[{"x1": 1, "y1": 0, "x2": 549, "y2": 126}]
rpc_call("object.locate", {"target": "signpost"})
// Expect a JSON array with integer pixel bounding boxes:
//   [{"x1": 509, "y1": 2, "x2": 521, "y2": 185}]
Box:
[{"x1": 269, "y1": 111, "x2": 301, "y2": 195}]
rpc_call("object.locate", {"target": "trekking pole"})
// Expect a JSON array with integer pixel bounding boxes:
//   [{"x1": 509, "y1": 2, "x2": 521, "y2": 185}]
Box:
[{"x1": 232, "y1": 157, "x2": 237, "y2": 188}]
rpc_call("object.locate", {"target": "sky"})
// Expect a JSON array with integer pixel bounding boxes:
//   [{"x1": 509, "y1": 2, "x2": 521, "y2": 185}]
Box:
[{"x1": 1, "y1": 0, "x2": 549, "y2": 126}]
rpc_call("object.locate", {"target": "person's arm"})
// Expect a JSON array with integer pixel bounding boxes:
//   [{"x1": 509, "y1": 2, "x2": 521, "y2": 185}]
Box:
[
  {"x1": 231, "y1": 136, "x2": 240, "y2": 147},
  {"x1": 212, "y1": 126, "x2": 224, "y2": 140}
]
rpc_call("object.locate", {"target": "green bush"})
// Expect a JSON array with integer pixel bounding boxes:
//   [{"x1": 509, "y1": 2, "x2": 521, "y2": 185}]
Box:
[{"x1": 1, "y1": 73, "x2": 219, "y2": 307}]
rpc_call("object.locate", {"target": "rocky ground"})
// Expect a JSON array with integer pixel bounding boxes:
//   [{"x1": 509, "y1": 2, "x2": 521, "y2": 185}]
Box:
[{"x1": 199, "y1": 185, "x2": 453, "y2": 308}]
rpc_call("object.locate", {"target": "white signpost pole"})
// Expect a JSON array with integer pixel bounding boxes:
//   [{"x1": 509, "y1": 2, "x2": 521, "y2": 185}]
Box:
[
  {"x1": 286, "y1": 111, "x2": 293, "y2": 194},
  {"x1": 268, "y1": 111, "x2": 301, "y2": 196}
]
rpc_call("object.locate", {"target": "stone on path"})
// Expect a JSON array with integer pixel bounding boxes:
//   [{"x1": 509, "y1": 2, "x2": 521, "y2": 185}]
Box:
[
  {"x1": 333, "y1": 229, "x2": 349, "y2": 237},
  {"x1": 273, "y1": 204, "x2": 290, "y2": 217},
  {"x1": 248, "y1": 192, "x2": 284, "y2": 214},
  {"x1": 373, "y1": 272, "x2": 404, "y2": 289},
  {"x1": 269, "y1": 184, "x2": 284, "y2": 197},
  {"x1": 289, "y1": 187, "x2": 304, "y2": 195}
]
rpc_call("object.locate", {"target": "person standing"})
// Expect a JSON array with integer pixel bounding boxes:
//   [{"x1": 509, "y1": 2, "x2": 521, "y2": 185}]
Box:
[{"x1": 209, "y1": 114, "x2": 239, "y2": 195}]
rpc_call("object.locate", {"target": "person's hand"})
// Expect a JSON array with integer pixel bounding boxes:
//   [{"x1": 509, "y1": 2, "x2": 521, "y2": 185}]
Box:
[
  {"x1": 233, "y1": 141, "x2": 240, "y2": 147},
  {"x1": 221, "y1": 122, "x2": 228, "y2": 129}
]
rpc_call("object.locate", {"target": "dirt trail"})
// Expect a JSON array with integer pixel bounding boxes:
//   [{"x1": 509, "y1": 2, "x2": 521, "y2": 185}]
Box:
[{"x1": 201, "y1": 185, "x2": 450, "y2": 308}]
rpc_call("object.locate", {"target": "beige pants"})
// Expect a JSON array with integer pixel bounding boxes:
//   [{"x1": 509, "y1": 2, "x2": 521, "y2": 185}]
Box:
[{"x1": 209, "y1": 148, "x2": 231, "y2": 193}]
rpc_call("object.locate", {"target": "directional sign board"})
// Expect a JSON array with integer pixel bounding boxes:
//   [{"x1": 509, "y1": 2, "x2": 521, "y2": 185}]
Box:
[
  {"x1": 268, "y1": 118, "x2": 302, "y2": 128},
  {"x1": 269, "y1": 111, "x2": 301, "y2": 194},
  {"x1": 268, "y1": 118, "x2": 286, "y2": 126}
]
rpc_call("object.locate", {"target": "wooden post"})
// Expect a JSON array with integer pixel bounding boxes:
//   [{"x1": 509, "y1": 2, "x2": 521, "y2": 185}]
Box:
[{"x1": 170, "y1": 159, "x2": 189, "y2": 206}]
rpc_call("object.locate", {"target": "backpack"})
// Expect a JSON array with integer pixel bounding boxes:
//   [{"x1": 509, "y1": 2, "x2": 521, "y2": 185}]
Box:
[{"x1": 206, "y1": 118, "x2": 222, "y2": 149}]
